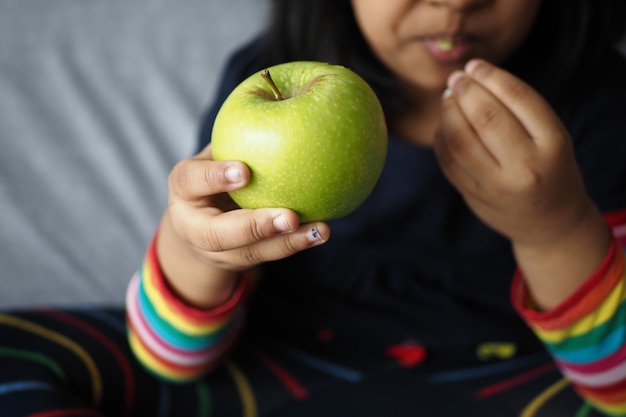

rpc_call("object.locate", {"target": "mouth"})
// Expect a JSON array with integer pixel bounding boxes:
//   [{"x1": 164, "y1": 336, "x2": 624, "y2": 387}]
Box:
[{"x1": 422, "y1": 34, "x2": 476, "y2": 63}]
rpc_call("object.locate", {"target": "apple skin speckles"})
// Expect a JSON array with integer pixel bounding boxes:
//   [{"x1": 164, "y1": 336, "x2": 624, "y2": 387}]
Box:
[{"x1": 211, "y1": 61, "x2": 388, "y2": 223}]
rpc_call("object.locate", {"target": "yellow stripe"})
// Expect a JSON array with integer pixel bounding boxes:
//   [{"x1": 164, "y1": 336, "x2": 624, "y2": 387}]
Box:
[
  {"x1": 142, "y1": 262, "x2": 233, "y2": 336},
  {"x1": 128, "y1": 330, "x2": 196, "y2": 383},
  {"x1": 532, "y1": 277, "x2": 626, "y2": 343},
  {"x1": 0, "y1": 313, "x2": 102, "y2": 405},
  {"x1": 520, "y1": 378, "x2": 570, "y2": 417},
  {"x1": 588, "y1": 398, "x2": 626, "y2": 415},
  {"x1": 224, "y1": 361, "x2": 257, "y2": 417}
]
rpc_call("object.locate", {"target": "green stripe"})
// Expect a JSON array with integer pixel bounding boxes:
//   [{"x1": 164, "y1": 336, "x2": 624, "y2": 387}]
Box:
[
  {"x1": 0, "y1": 347, "x2": 66, "y2": 383},
  {"x1": 575, "y1": 402, "x2": 593, "y2": 417},
  {"x1": 196, "y1": 380, "x2": 211, "y2": 417},
  {"x1": 138, "y1": 273, "x2": 234, "y2": 349},
  {"x1": 543, "y1": 297, "x2": 626, "y2": 352}
]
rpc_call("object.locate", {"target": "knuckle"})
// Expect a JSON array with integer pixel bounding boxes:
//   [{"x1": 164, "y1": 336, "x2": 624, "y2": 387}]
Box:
[
  {"x1": 503, "y1": 77, "x2": 531, "y2": 103},
  {"x1": 169, "y1": 159, "x2": 192, "y2": 192},
  {"x1": 239, "y1": 245, "x2": 261, "y2": 266},
  {"x1": 246, "y1": 216, "x2": 267, "y2": 242},
  {"x1": 280, "y1": 234, "x2": 302, "y2": 255},
  {"x1": 465, "y1": 176, "x2": 483, "y2": 196},
  {"x1": 518, "y1": 169, "x2": 543, "y2": 190},
  {"x1": 199, "y1": 226, "x2": 228, "y2": 252},
  {"x1": 169, "y1": 158, "x2": 225, "y2": 196},
  {"x1": 448, "y1": 131, "x2": 475, "y2": 154},
  {"x1": 496, "y1": 168, "x2": 542, "y2": 196},
  {"x1": 202, "y1": 163, "x2": 221, "y2": 189},
  {"x1": 484, "y1": 171, "x2": 511, "y2": 196},
  {"x1": 474, "y1": 104, "x2": 501, "y2": 129}
]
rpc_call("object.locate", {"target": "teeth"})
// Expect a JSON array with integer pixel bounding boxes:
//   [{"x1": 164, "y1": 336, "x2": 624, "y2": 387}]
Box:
[{"x1": 436, "y1": 38, "x2": 454, "y2": 52}]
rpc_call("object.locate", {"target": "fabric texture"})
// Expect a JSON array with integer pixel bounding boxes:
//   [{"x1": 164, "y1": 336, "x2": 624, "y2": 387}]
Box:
[{"x1": 0, "y1": 308, "x2": 615, "y2": 416}]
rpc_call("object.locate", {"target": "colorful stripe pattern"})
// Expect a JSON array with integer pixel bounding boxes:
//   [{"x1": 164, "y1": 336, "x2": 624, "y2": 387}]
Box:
[
  {"x1": 513, "y1": 210, "x2": 626, "y2": 416},
  {"x1": 126, "y1": 234, "x2": 250, "y2": 382},
  {"x1": 2, "y1": 243, "x2": 623, "y2": 415},
  {"x1": 0, "y1": 308, "x2": 334, "y2": 416},
  {"x1": 3, "y1": 306, "x2": 605, "y2": 416}
]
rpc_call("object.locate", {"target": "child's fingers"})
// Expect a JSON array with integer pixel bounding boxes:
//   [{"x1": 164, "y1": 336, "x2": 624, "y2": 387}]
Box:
[
  {"x1": 172, "y1": 204, "x2": 327, "y2": 267},
  {"x1": 447, "y1": 70, "x2": 534, "y2": 165},
  {"x1": 463, "y1": 59, "x2": 566, "y2": 141},
  {"x1": 436, "y1": 92, "x2": 498, "y2": 182},
  {"x1": 168, "y1": 157, "x2": 250, "y2": 201},
  {"x1": 180, "y1": 206, "x2": 301, "y2": 253},
  {"x1": 222, "y1": 221, "x2": 329, "y2": 267}
]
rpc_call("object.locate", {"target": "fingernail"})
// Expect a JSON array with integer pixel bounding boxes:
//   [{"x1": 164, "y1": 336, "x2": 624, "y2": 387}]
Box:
[
  {"x1": 225, "y1": 165, "x2": 242, "y2": 183},
  {"x1": 447, "y1": 70, "x2": 465, "y2": 89},
  {"x1": 307, "y1": 226, "x2": 325, "y2": 244},
  {"x1": 273, "y1": 214, "x2": 292, "y2": 232},
  {"x1": 465, "y1": 59, "x2": 490, "y2": 78},
  {"x1": 449, "y1": 73, "x2": 470, "y2": 95},
  {"x1": 465, "y1": 59, "x2": 481, "y2": 74}
]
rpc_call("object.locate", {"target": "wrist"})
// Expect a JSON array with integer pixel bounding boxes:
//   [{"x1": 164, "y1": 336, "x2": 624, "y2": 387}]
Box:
[
  {"x1": 512, "y1": 236, "x2": 619, "y2": 322},
  {"x1": 156, "y1": 213, "x2": 241, "y2": 309},
  {"x1": 512, "y1": 204, "x2": 611, "y2": 311}
]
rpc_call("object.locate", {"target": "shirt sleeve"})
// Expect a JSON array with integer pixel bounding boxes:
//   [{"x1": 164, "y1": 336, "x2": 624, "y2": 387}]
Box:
[
  {"x1": 512, "y1": 209, "x2": 626, "y2": 416},
  {"x1": 125, "y1": 232, "x2": 251, "y2": 383}
]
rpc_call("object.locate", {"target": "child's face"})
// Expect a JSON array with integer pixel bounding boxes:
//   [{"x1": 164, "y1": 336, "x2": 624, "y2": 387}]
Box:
[{"x1": 351, "y1": 0, "x2": 542, "y2": 94}]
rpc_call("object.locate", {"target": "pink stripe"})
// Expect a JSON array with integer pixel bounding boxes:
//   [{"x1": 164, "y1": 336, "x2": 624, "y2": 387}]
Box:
[
  {"x1": 126, "y1": 274, "x2": 235, "y2": 367},
  {"x1": 562, "y1": 359, "x2": 626, "y2": 388},
  {"x1": 613, "y1": 224, "x2": 626, "y2": 238}
]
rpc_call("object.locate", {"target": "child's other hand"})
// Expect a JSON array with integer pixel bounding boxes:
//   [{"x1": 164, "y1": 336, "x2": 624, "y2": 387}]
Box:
[
  {"x1": 434, "y1": 59, "x2": 596, "y2": 247},
  {"x1": 165, "y1": 144, "x2": 328, "y2": 273}
]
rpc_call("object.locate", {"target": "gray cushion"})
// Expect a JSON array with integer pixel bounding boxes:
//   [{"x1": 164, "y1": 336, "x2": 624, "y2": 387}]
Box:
[{"x1": 0, "y1": 0, "x2": 267, "y2": 307}]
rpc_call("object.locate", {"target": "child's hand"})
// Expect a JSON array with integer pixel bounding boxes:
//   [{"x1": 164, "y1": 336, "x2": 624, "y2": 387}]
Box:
[
  {"x1": 158, "y1": 143, "x2": 328, "y2": 308},
  {"x1": 165, "y1": 144, "x2": 328, "y2": 273},
  {"x1": 434, "y1": 59, "x2": 595, "y2": 247}
]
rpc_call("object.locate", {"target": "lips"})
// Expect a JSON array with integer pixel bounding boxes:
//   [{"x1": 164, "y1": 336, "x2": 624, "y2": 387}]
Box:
[{"x1": 423, "y1": 35, "x2": 474, "y2": 63}]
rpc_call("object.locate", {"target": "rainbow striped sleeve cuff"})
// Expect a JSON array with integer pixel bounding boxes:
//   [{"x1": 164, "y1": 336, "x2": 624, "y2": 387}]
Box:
[
  {"x1": 126, "y1": 234, "x2": 250, "y2": 383},
  {"x1": 512, "y1": 210, "x2": 626, "y2": 416}
]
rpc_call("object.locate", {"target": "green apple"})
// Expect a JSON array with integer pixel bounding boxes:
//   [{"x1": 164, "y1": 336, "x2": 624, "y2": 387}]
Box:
[{"x1": 211, "y1": 61, "x2": 387, "y2": 222}]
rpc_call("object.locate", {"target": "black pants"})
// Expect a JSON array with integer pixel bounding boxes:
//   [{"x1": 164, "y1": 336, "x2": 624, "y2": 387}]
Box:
[{"x1": 0, "y1": 308, "x2": 604, "y2": 417}]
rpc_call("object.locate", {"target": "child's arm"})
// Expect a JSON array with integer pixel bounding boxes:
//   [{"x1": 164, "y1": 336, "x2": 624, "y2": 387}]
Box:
[
  {"x1": 512, "y1": 211, "x2": 626, "y2": 416},
  {"x1": 125, "y1": 231, "x2": 251, "y2": 382},
  {"x1": 436, "y1": 59, "x2": 626, "y2": 414},
  {"x1": 126, "y1": 144, "x2": 328, "y2": 382},
  {"x1": 438, "y1": 59, "x2": 610, "y2": 309}
]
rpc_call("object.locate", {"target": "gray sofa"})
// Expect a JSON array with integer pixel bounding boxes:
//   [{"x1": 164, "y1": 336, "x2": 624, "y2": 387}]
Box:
[{"x1": 0, "y1": 0, "x2": 267, "y2": 308}]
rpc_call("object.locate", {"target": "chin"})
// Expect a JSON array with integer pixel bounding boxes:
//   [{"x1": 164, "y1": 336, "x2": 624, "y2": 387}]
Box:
[
  {"x1": 417, "y1": 66, "x2": 460, "y2": 92},
  {"x1": 421, "y1": 76, "x2": 453, "y2": 95}
]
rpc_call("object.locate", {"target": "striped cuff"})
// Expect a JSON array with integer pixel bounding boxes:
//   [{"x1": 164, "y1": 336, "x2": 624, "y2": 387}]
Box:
[
  {"x1": 512, "y1": 215, "x2": 626, "y2": 415},
  {"x1": 126, "y1": 234, "x2": 249, "y2": 382}
]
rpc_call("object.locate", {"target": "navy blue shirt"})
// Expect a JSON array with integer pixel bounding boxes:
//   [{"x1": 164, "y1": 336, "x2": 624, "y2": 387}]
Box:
[{"x1": 197, "y1": 37, "x2": 626, "y2": 369}]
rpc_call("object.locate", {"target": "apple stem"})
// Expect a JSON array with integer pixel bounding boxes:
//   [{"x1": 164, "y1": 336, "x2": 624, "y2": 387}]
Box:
[{"x1": 261, "y1": 69, "x2": 284, "y2": 101}]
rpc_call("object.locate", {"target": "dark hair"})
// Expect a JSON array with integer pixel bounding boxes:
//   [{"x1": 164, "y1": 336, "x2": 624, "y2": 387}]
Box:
[{"x1": 260, "y1": 0, "x2": 626, "y2": 113}]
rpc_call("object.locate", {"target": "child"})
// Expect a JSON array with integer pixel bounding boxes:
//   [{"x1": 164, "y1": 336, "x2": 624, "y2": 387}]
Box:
[{"x1": 1, "y1": 0, "x2": 625, "y2": 416}]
